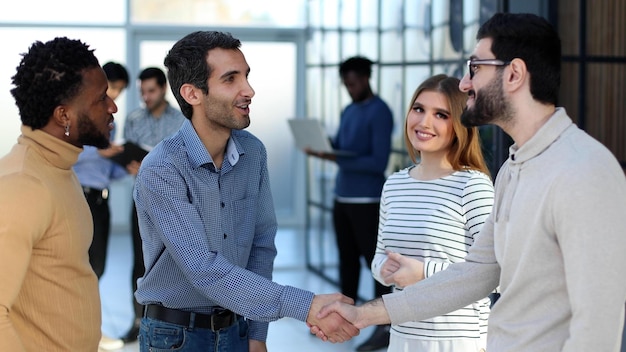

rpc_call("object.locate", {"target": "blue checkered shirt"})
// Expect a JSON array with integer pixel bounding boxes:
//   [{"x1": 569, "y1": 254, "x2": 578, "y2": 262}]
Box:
[
  {"x1": 133, "y1": 120, "x2": 314, "y2": 341},
  {"x1": 124, "y1": 103, "x2": 185, "y2": 148}
]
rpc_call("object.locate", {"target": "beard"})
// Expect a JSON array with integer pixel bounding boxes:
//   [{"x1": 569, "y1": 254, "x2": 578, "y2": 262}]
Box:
[
  {"x1": 461, "y1": 71, "x2": 514, "y2": 127},
  {"x1": 204, "y1": 98, "x2": 251, "y2": 131},
  {"x1": 76, "y1": 112, "x2": 111, "y2": 149}
]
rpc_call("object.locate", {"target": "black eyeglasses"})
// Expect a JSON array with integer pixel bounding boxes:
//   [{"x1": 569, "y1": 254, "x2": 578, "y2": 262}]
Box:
[{"x1": 466, "y1": 59, "x2": 511, "y2": 79}]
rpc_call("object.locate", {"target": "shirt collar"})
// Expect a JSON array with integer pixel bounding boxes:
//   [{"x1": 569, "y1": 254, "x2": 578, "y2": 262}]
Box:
[
  {"x1": 509, "y1": 107, "x2": 572, "y2": 164},
  {"x1": 179, "y1": 120, "x2": 243, "y2": 169}
]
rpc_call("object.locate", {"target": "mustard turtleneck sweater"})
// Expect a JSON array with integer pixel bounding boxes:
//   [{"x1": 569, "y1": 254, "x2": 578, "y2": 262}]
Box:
[{"x1": 0, "y1": 126, "x2": 101, "y2": 351}]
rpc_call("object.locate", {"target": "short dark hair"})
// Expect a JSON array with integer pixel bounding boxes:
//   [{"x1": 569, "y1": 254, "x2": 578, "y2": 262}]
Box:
[
  {"x1": 164, "y1": 31, "x2": 241, "y2": 119},
  {"x1": 103, "y1": 61, "x2": 129, "y2": 86},
  {"x1": 478, "y1": 12, "x2": 561, "y2": 105},
  {"x1": 10, "y1": 37, "x2": 100, "y2": 130},
  {"x1": 138, "y1": 67, "x2": 167, "y2": 87},
  {"x1": 339, "y1": 56, "x2": 373, "y2": 78}
]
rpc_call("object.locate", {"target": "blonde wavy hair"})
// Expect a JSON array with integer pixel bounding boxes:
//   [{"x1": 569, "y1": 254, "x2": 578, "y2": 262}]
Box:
[{"x1": 404, "y1": 74, "x2": 490, "y2": 177}]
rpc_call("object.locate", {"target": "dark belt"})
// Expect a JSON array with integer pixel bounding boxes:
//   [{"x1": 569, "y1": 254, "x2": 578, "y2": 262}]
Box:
[{"x1": 144, "y1": 304, "x2": 237, "y2": 331}]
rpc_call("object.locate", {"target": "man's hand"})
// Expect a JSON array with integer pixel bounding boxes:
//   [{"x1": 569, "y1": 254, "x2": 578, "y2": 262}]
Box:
[
  {"x1": 312, "y1": 298, "x2": 391, "y2": 340},
  {"x1": 126, "y1": 160, "x2": 141, "y2": 175},
  {"x1": 381, "y1": 251, "x2": 424, "y2": 288},
  {"x1": 306, "y1": 293, "x2": 359, "y2": 343},
  {"x1": 249, "y1": 339, "x2": 267, "y2": 352},
  {"x1": 97, "y1": 143, "x2": 124, "y2": 158},
  {"x1": 303, "y1": 148, "x2": 337, "y2": 161},
  {"x1": 316, "y1": 299, "x2": 391, "y2": 329}
]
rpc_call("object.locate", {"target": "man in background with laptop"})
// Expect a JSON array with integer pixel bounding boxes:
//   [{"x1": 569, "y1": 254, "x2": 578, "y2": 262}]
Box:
[{"x1": 305, "y1": 56, "x2": 394, "y2": 351}]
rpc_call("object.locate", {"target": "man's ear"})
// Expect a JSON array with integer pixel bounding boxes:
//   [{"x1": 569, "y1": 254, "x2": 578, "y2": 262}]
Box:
[
  {"x1": 52, "y1": 105, "x2": 70, "y2": 128},
  {"x1": 179, "y1": 83, "x2": 202, "y2": 106},
  {"x1": 505, "y1": 58, "x2": 527, "y2": 93}
]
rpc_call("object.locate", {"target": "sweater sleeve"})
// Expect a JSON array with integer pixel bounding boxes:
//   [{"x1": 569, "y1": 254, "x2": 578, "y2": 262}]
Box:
[
  {"x1": 554, "y1": 155, "x2": 626, "y2": 351},
  {"x1": 0, "y1": 175, "x2": 50, "y2": 351}
]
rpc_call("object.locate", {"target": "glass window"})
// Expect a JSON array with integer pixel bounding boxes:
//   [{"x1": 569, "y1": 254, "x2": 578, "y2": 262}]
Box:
[
  {"x1": 430, "y1": 1, "x2": 463, "y2": 60},
  {"x1": 405, "y1": 0, "x2": 430, "y2": 27},
  {"x1": 341, "y1": 32, "x2": 359, "y2": 59},
  {"x1": 359, "y1": 0, "x2": 379, "y2": 28},
  {"x1": 321, "y1": 0, "x2": 339, "y2": 28},
  {"x1": 323, "y1": 32, "x2": 340, "y2": 63},
  {"x1": 308, "y1": 0, "x2": 324, "y2": 28},
  {"x1": 379, "y1": 66, "x2": 403, "y2": 130},
  {"x1": 358, "y1": 30, "x2": 379, "y2": 62},
  {"x1": 463, "y1": 0, "x2": 481, "y2": 54},
  {"x1": 307, "y1": 30, "x2": 324, "y2": 65},
  {"x1": 380, "y1": 30, "x2": 403, "y2": 63},
  {"x1": 380, "y1": 0, "x2": 403, "y2": 30},
  {"x1": 404, "y1": 29, "x2": 431, "y2": 62},
  {"x1": 307, "y1": 68, "x2": 323, "y2": 119},
  {"x1": 432, "y1": 26, "x2": 461, "y2": 60},
  {"x1": 0, "y1": 0, "x2": 126, "y2": 25},
  {"x1": 463, "y1": 25, "x2": 479, "y2": 54},
  {"x1": 433, "y1": 63, "x2": 464, "y2": 78},
  {"x1": 340, "y1": 0, "x2": 358, "y2": 29},
  {"x1": 131, "y1": 0, "x2": 306, "y2": 27},
  {"x1": 404, "y1": 65, "x2": 431, "y2": 104},
  {"x1": 323, "y1": 67, "x2": 341, "y2": 131}
]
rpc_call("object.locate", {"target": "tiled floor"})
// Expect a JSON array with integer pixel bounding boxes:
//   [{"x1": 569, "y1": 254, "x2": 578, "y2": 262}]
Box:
[{"x1": 98, "y1": 227, "x2": 385, "y2": 352}]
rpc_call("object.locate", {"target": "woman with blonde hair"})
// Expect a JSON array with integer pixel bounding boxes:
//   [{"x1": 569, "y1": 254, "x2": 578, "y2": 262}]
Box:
[{"x1": 371, "y1": 74, "x2": 494, "y2": 352}]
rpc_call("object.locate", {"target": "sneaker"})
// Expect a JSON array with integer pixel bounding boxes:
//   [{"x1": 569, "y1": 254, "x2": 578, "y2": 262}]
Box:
[{"x1": 98, "y1": 334, "x2": 124, "y2": 351}]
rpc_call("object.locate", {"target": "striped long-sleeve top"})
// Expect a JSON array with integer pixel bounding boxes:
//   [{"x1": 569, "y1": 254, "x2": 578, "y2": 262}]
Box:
[{"x1": 371, "y1": 166, "x2": 494, "y2": 341}]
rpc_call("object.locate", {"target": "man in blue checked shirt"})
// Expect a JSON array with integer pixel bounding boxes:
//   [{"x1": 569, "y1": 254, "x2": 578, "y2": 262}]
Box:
[{"x1": 133, "y1": 31, "x2": 359, "y2": 352}]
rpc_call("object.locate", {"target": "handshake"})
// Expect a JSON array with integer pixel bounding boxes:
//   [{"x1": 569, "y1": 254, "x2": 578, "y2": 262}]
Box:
[
  {"x1": 305, "y1": 293, "x2": 391, "y2": 343},
  {"x1": 305, "y1": 293, "x2": 361, "y2": 343},
  {"x1": 305, "y1": 252, "x2": 421, "y2": 342}
]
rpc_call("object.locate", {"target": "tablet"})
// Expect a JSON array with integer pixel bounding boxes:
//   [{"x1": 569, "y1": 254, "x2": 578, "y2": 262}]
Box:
[
  {"x1": 109, "y1": 142, "x2": 150, "y2": 167},
  {"x1": 287, "y1": 119, "x2": 355, "y2": 156}
]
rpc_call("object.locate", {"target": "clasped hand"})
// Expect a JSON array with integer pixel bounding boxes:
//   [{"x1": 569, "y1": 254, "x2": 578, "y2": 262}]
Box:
[
  {"x1": 380, "y1": 251, "x2": 425, "y2": 288},
  {"x1": 306, "y1": 293, "x2": 359, "y2": 343},
  {"x1": 306, "y1": 253, "x2": 423, "y2": 342}
]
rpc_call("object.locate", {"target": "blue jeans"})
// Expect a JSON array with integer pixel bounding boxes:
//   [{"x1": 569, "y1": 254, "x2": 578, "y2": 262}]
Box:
[{"x1": 139, "y1": 315, "x2": 249, "y2": 351}]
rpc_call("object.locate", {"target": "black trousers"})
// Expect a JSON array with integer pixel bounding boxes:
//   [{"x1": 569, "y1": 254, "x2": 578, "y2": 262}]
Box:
[
  {"x1": 85, "y1": 188, "x2": 110, "y2": 279},
  {"x1": 332, "y1": 200, "x2": 391, "y2": 301},
  {"x1": 130, "y1": 201, "x2": 145, "y2": 321}
]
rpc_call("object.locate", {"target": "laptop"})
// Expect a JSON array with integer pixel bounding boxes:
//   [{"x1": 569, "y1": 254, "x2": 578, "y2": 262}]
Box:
[{"x1": 287, "y1": 118, "x2": 355, "y2": 156}]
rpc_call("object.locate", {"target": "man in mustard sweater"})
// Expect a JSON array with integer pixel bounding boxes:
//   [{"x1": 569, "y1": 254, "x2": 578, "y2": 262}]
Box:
[{"x1": 0, "y1": 37, "x2": 118, "y2": 351}]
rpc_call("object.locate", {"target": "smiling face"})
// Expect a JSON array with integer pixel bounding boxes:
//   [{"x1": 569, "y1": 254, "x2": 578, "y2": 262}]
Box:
[
  {"x1": 68, "y1": 67, "x2": 117, "y2": 148},
  {"x1": 203, "y1": 48, "x2": 255, "y2": 131},
  {"x1": 459, "y1": 38, "x2": 514, "y2": 127},
  {"x1": 406, "y1": 90, "x2": 454, "y2": 158}
]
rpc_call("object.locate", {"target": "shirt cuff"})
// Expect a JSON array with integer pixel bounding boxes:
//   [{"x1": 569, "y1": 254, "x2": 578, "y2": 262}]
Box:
[
  {"x1": 279, "y1": 286, "x2": 315, "y2": 322},
  {"x1": 248, "y1": 320, "x2": 269, "y2": 342},
  {"x1": 381, "y1": 291, "x2": 413, "y2": 325}
]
